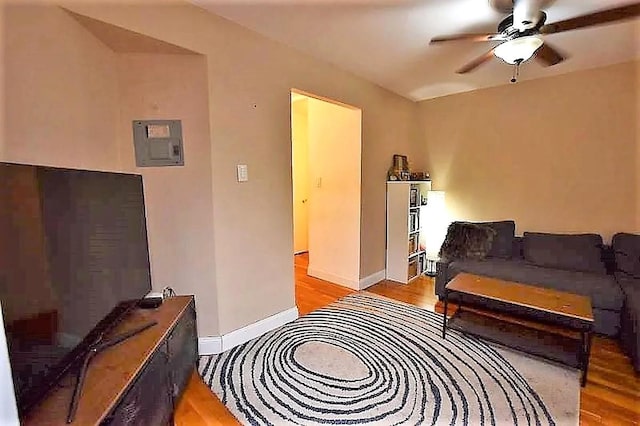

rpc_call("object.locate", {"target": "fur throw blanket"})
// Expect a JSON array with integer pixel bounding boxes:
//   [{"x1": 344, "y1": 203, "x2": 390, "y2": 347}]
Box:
[{"x1": 439, "y1": 222, "x2": 497, "y2": 262}]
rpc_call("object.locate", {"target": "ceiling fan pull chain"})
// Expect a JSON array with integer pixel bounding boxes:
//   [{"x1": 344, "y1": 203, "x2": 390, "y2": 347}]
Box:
[{"x1": 510, "y1": 62, "x2": 520, "y2": 83}]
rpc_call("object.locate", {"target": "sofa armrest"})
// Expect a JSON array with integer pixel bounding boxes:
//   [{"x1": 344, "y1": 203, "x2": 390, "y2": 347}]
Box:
[{"x1": 435, "y1": 260, "x2": 451, "y2": 298}]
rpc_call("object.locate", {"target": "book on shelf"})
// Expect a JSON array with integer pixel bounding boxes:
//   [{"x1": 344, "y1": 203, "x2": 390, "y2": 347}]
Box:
[
  {"x1": 409, "y1": 187, "x2": 419, "y2": 207},
  {"x1": 408, "y1": 234, "x2": 419, "y2": 255},
  {"x1": 408, "y1": 211, "x2": 420, "y2": 232}
]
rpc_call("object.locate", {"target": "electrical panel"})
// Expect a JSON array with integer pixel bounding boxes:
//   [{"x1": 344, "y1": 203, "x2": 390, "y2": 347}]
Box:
[{"x1": 132, "y1": 120, "x2": 184, "y2": 167}]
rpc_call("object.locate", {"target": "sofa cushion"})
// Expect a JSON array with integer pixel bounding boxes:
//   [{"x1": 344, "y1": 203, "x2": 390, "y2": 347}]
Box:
[
  {"x1": 448, "y1": 258, "x2": 623, "y2": 311},
  {"x1": 474, "y1": 221, "x2": 516, "y2": 259},
  {"x1": 618, "y1": 276, "x2": 640, "y2": 372},
  {"x1": 439, "y1": 222, "x2": 496, "y2": 261},
  {"x1": 616, "y1": 273, "x2": 640, "y2": 296},
  {"x1": 511, "y1": 237, "x2": 524, "y2": 259},
  {"x1": 523, "y1": 232, "x2": 606, "y2": 275},
  {"x1": 612, "y1": 233, "x2": 640, "y2": 279}
]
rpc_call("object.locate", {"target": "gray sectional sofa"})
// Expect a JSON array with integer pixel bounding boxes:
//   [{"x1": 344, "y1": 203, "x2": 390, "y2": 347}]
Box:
[
  {"x1": 612, "y1": 233, "x2": 640, "y2": 372},
  {"x1": 435, "y1": 221, "x2": 639, "y2": 372}
]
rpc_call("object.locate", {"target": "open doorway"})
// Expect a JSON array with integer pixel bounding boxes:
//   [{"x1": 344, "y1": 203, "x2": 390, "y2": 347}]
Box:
[{"x1": 291, "y1": 90, "x2": 363, "y2": 289}]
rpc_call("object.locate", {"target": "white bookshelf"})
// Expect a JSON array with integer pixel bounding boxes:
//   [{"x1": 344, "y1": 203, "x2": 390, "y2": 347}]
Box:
[{"x1": 385, "y1": 181, "x2": 432, "y2": 284}]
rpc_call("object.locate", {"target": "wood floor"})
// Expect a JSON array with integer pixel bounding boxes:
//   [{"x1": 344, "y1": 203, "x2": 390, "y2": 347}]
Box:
[{"x1": 176, "y1": 253, "x2": 639, "y2": 425}]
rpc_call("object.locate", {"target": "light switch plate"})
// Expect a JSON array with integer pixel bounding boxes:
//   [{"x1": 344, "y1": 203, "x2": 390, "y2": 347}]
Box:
[{"x1": 237, "y1": 164, "x2": 248, "y2": 182}]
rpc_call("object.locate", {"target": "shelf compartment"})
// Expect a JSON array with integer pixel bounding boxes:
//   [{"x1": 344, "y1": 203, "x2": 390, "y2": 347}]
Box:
[
  {"x1": 408, "y1": 257, "x2": 419, "y2": 281},
  {"x1": 446, "y1": 309, "x2": 582, "y2": 368},
  {"x1": 408, "y1": 233, "x2": 419, "y2": 255},
  {"x1": 408, "y1": 250, "x2": 425, "y2": 259},
  {"x1": 408, "y1": 211, "x2": 420, "y2": 233}
]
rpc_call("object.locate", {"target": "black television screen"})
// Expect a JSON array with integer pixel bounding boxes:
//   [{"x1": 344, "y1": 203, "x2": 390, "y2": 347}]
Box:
[{"x1": 0, "y1": 162, "x2": 152, "y2": 415}]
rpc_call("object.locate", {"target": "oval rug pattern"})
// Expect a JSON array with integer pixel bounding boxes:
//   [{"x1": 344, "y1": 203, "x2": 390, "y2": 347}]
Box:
[{"x1": 199, "y1": 293, "x2": 578, "y2": 425}]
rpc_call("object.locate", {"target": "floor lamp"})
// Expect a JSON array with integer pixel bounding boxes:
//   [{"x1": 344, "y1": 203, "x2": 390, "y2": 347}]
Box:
[{"x1": 422, "y1": 191, "x2": 447, "y2": 277}]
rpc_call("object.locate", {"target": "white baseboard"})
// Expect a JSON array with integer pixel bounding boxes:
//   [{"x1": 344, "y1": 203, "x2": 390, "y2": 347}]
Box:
[
  {"x1": 221, "y1": 307, "x2": 299, "y2": 351},
  {"x1": 198, "y1": 306, "x2": 299, "y2": 355},
  {"x1": 308, "y1": 266, "x2": 359, "y2": 290},
  {"x1": 359, "y1": 269, "x2": 385, "y2": 290},
  {"x1": 198, "y1": 336, "x2": 222, "y2": 355}
]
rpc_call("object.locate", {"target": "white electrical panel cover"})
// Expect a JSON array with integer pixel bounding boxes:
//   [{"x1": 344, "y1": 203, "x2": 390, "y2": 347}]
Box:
[{"x1": 132, "y1": 120, "x2": 184, "y2": 167}]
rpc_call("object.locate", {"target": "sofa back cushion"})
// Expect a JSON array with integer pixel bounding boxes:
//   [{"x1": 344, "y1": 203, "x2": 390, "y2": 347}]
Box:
[
  {"x1": 612, "y1": 233, "x2": 640, "y2": 278},
  {"x1": 523, "y1": 232, "x2": 606, "y2": 274},
  {"x1": 474, "y1": 220, "x2": 516, "y2": 259},
  {"x1": 512, "y1": 237, "x2": 524, "y2": 259},
  {"x1": 439, "y1": 222, "x2": 496, "y2": 261}
]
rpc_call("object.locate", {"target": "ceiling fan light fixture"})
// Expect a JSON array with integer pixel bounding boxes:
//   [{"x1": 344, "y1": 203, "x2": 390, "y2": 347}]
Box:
[{"x1": 494, "y1": 36, "x2": 544, "y2": 65}]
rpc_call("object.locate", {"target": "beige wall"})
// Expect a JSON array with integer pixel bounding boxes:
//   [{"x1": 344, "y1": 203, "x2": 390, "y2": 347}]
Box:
[
  {"x1": 0, "y1": 1, "x2": 636, "y2": 343},
  {"x1": 306, "y1": 96, "x2": 362, "y2": 288},
  {"x1": 360, "y1": 98, "x2": 423, "y2": 275},
  {"x1": 4, "y1": 4, "x2": 119, "y2": 169},
  {"x1": 2, "y1": 2, "x2": 420, "y2": 336},
  {"x1": 115, "y1": 53, "x2": 218, "y2": 336},
  {"x1": 53, "y1": 2, "x2": 421, "y2": 334},
  {"x1": 417, "y1": 61, "x2": 639, "y2": 242},
  {"x1": 1, "y1": 5, "x2": 220, "y2": 336}
]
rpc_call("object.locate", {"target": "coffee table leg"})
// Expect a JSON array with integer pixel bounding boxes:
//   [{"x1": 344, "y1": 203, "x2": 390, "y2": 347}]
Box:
[
  {"x1": 581, "y1": 330, "x2": 593, "y2": 387},
  {"x1": 442, "y1": 290, "x2": 448, "y2": 339}
]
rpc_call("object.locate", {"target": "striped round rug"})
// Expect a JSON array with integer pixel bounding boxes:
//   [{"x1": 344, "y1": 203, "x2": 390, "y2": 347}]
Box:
[{"x1": 199, "y1": 293, "x2": 579, "y2": 425}]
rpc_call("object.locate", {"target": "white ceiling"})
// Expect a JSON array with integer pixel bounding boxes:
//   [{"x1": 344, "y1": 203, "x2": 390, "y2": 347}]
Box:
[{"x1": 194, "y1": 0, "x2": 640, "y2": 101}]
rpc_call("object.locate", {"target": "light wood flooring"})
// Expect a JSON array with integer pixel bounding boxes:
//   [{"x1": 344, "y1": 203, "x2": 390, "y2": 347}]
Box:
[{"x1": 176, "y1": 253, "x2": 639, "y2": 425}]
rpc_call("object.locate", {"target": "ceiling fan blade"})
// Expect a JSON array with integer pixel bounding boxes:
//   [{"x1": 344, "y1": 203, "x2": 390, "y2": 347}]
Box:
[
  {"x1": 540, "y1": 3, "x2": 640, "y2": 34},
  {"x1": 430, "y1": 33, "x2": 506, "y2": 44},
  {"x1": 456, "y1": 48, "x2": 497, "y2": 74},
  {"x1": 535, "y1": 43, "x2": 565, "y2": 66}
]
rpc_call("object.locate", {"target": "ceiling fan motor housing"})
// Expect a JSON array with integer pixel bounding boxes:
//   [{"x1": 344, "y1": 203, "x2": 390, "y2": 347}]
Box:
[
  {"x1": 498, "y1": 11, "x2": 547, "y2": 36},
  {"x1": 488, "y1": 0, "x2": 515, "y2": 14},
  {"x1": 489, "y1": 0, "x2": 556, "y2": 13}
]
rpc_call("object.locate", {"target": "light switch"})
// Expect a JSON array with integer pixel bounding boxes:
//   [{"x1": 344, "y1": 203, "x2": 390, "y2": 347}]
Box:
[
  {"x1": 316, "y1": 177, "x2": 322, "y2": 188},
  {"x1": 237, "y1": 164, "x2": 249, "y2": 182}
]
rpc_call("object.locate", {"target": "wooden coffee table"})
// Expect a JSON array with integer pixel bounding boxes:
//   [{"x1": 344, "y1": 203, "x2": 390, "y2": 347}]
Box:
[{"x1": 442, "y1": 273, "x2": 594, "y2": 386}]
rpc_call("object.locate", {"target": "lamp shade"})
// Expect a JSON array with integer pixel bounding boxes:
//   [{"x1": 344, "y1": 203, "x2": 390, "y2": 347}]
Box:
[
  {"x1": 494, "y1": 36, "x2": 543, "y2": 65},
  {"x1": 421, "y1": 191, "x2": 447, "y2": 258}
]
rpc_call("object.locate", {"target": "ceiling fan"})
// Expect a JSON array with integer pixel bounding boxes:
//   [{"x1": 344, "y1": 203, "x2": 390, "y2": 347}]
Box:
[{"x1": 430, "y1": 0, "x2": 640, "y2": 77}]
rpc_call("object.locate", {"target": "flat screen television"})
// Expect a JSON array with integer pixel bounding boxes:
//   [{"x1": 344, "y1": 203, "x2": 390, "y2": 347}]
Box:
[{"x1": 0, "y1": 162, "x2": 152, "y2": 417}]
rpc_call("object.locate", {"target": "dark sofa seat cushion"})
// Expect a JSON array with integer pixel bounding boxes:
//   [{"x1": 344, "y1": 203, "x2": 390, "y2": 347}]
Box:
[
  {"x1": 475, "y1": 220, "x2": 516, "y2": 259},
  {"x1": 523, "y1": 232, "x2": 606, "y2": 275},
  {"x1": 447, "y1": 258, "x2": 623, "y2": 311},
  {"x1": 612, "y1": 233, "x2": 640, "y2": 279}
]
